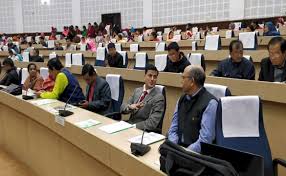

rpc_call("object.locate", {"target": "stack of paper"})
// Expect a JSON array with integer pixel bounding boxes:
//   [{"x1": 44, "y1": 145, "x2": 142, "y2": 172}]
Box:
[
  {"x1": 75, "y1": 119, "x2": 101, "y2": 129},
  {"x1": 99, "y1": 121, "x2": 134, "y2": 134},
  {"x1": 128, "y1": 132, "x2": 165, "y2": 145}
]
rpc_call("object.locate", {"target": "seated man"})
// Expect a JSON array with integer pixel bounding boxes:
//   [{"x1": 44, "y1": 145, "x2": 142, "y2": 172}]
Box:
[
  {"x1": 106, "y1": 43, "x2": 124, "y2": 68},
  {"x1": 79, "y1": 64, "x2": 112, "y2": 115},
  {"x1": 0, "y1": 58, "x2": 19, "y2": 86},
  {"x1": 211, "y1": 40, "x2": 255, "y2": 80},
  {"x1": 168, "y1": 65, "x2": 218, "y2": 153},
  {"x1": 39, "y1": 37, "x2": 47, "y2": 47},
  {"x1": 65, "y1": 38, "x2": 75, "y2": 51},
  {"x1": 121, "y1": 64, "x2": 165, "y2": 132},
  {"x1": 54, "y1": 41, "x2": 64, "y2": 50},
  {"x1": 163, "y1": 42, "x2": 190, "y2": 73},
  {"x1": 259, "y1": 37, "x2": 286, "y2": 82},
  {"x1": 35, "y1": 58, "x2": 85, "y2": 104},
  {"x1": 29, "y1": 49, "x2": 44, "y2": 62}
]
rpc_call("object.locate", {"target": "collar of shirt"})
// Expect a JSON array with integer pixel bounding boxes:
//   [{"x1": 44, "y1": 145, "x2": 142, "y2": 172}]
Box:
[
  {"x1": 143, "y1": 84, "x2": 155, "y2": 94},
  {"x1": 230, "y1": 57, "x2": 242, "y2": 66},
  {"x1": 186, "y1": 87, "x2": 203, "y2": 100}
]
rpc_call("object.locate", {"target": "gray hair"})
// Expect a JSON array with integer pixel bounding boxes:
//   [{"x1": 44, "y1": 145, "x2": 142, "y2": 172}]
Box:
[{"x1": 186, "y1": 65, "x2": 206, "y2": 87}]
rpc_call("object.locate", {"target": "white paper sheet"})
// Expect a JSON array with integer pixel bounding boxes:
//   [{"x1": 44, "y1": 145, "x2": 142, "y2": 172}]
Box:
[
  {"x1": 30, "y1": 99, "x2": 58, "y2": 106},
  {"x1": 99, "y1": 121, "x2": 134, "y2": 134},
  {"x1": 75, "y1": 119, "x2": 101, "y2": 129},
  {"x1": 128, "y1": 132, "x2": 165, "y2": 145}
]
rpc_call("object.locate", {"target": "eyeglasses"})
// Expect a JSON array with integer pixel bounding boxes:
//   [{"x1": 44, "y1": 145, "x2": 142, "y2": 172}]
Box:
[{"x1": 181, "y1": 75, "x2": 193, "y2": 80}]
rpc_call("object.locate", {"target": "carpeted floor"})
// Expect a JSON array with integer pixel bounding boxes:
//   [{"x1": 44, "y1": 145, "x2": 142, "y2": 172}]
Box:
[{"x1": 0, "y1": 148, "x2": 37, "y2": 176}]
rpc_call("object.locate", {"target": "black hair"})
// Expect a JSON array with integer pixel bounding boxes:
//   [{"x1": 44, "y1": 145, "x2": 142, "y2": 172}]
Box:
[
  {"x1": 8, "y1": 49, "x2": 13, "y2": 55},
  {"x1": 82, "y1": 64, "x2": 96, "y2": 76},
  {"x1": 267, "y1": 37, "x2": 286, "y2": 53},
  {"x1": 2, "y1": 58, "x2": 14, "y2": 67},
  {"x1": 247, "y1": 24, "x2": 255, "y2": 32},
  {"x1": 108, "y1": 43, "x2": 115, "y2": 49},
  {"x1": 167, "y1": 42, "x2": 180, "y2": 52},
  {"x1": 27, "y1": 63, "x2": 36, "y2": 71},
  {"x1": 34, "y1": 48, "x2": 39, "y2": 55},
  {"x1": 151, "y1": 32, "x2": 157, "y2": 38},
  {"x1": 229, "y1": 40, "x2": 243, "y2": 52},
  {"x1": 47, "y1": 58, "x2": 63, "y2": 71},
  {"x1": 145, "y1": 64, "x2": 159, "y2": 75}
]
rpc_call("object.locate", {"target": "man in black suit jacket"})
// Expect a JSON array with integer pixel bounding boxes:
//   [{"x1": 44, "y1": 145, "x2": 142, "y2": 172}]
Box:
[
  {"x1": 259, "y1": 37, "x2": 286, "y2": 82},
  {"x1": 80, "y1": 64, "x2": 112, "y2": 115}
]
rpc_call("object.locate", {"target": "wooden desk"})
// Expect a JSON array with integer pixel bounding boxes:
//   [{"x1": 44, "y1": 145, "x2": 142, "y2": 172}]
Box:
[
  {"x1": 0, "y1": 91, "x2": 165, "y2": 176},
  {"x1": 2, "y1": 63, "x2": 286, "y2": 175}
]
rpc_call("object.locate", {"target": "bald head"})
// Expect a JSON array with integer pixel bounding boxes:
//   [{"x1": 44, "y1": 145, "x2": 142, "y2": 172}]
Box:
[{"x1": 184, "y1": 65, "x2": 206, "y2": 87}]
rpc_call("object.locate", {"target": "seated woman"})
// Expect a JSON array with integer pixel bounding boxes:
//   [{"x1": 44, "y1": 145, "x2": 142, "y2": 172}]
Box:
[
  {"x1": 149, "y1": 32, "x2": 159, "y2": 42},
  {"x1": 0, "y1": 58, "x2": 19, "y2": 86},
  {"x1": 167, "y1": 31, "x2": 174, "y2": 41},
  {"x1": 185, "y1": 23, "x2": 193, "y2": 39},
  {"x1": 35, "y1": 58, "x2": 85, "y2": 104},
  {"x1": 8, "y1": 49, "x2": 23, "y2": 61},
  {"x1": 23, "y1": 63, "x2": 44, "y2": 91},
  {"x1": 263, "y1": 22, "x2": 280, "y2": 36}
]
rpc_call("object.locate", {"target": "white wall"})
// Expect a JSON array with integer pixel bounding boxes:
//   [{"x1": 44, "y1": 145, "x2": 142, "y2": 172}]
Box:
[
  {"x1": 152, "y1": 0, "x2": 230, "y2": 26},
  {"x1": 22, "y1": 0, "x2": 73, "y2": 33},
  {"x1": 0, "y1": 0, "x2": 285, "y2": 34},
  {"x1": 0, "y1": 0, "x2": 17, "y2": 33}
]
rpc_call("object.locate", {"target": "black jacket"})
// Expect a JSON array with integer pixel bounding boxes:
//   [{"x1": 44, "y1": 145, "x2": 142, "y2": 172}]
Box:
[
  {"x1": 0, "y1": 67, "x2": 20, "y2": 86},
  {"x1": 30, "y1": 56, "x2": 44, "y2": 62},
  {"x1": 85, "y1": 76, "x2": 112, "y2": 115},
  {"x1": 107, "y1": 52, "x2": 124, "y2": 68},
  {"x1": 211, "y1": 57, "x2": 255, "y2": 80},
  {"x1": 258, "y1": 57, "x2": 286, "y2": 82},
  {"x1": 164, "y1": 53, "x2": 190, "y2": 73}
]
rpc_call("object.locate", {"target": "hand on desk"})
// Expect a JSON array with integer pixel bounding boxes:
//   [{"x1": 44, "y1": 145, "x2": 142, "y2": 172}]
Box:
[
  {"x1": 35, "y1": 90, "x2": 45, "y2": 98},
  {"x1": 79, "y1": 100, "x2": 88, "y2": 108}
]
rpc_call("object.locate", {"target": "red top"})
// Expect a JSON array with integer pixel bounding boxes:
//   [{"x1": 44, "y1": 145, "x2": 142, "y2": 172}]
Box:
[{"x1": 88, "y1": 80, "x2": 96, "y2": 102}]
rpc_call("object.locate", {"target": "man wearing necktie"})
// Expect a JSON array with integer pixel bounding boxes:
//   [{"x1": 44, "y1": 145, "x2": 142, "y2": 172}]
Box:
[{"x1": 121, "y1": 64, "x2": 165, "y2": 132}]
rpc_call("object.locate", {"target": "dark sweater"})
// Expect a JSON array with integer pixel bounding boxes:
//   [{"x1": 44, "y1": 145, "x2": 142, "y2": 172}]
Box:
[
  {"x1": 163, "y1": 53, "x2": 190, "y2": 73},
  {"x1": 107, "y1": 52, "x2": 124, "y2": 68},
  {"x1": 211, "y1": 57, "x2": 255, "y2": 80}
]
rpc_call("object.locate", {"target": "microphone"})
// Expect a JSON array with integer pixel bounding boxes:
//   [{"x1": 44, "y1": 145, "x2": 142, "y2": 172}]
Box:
[
  {"x1": 130, "y1": 127, "x2": 151, "y2": 156},
  {"x1": 59, "y1": 85, "x2": 78, "y2": 117}
]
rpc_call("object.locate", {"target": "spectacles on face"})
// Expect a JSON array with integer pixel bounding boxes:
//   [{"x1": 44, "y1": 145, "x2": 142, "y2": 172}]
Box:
[{"x1": 181, "y1": 75, "x2": 192, "y2": 80}]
